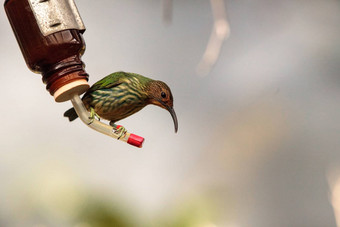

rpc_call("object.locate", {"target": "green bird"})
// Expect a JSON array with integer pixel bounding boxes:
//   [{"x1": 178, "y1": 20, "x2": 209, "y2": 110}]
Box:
[{"x1": 64, "y1": 71, "x2": 178, "y2": 135}]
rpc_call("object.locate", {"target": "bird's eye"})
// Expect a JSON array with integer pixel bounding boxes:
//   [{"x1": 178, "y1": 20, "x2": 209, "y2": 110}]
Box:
[{"x1": 161, "y1": 92, "x2": 166, "y2": 98}]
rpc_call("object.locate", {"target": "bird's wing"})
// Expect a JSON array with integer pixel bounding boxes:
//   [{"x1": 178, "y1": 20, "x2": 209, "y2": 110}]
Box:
[{"x1": 86, "y1": 72, "x2": 128, "y2": 92}]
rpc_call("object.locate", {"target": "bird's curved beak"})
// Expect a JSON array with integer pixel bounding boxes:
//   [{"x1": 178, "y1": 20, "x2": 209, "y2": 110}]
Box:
[
  {"x1": 167, "y1": 106, "x2": 178, "y2": 133},
  {"x1": 158, "y1": 100, "x2": 178, "y2": 133}
]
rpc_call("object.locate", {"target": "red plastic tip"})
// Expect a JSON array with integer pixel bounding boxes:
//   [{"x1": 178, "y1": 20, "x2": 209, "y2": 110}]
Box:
[
  {"x1": 117, "y1": 125, "x2": 144, "y2": 148},
  {"x1": 127, "y1": 133, "x2": 145, "y2": 148}
]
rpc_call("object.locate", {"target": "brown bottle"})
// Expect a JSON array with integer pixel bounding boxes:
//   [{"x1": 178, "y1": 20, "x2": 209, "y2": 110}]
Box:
[{"x1": 4, "y1": 0, "x2": 89, "y2": 102}]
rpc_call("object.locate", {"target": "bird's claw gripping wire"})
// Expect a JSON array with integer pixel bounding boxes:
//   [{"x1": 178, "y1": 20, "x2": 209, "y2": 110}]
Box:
[
  {"x1": 87, "y1": 108, "x2": 126, "y2": 139},
  {"x1": 88, "y1": 107, "x2": 100, "y2": 125},
  {"x1": 115, "y1": 127, "x2": 127, "y2": 140},
  {"x1": 110, "y1": 121, "x2": 127, "y2": 140}
]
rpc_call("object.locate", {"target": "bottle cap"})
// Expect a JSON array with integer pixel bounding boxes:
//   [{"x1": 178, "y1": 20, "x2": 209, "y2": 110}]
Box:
[{"x1": 54, "y1": 79, "x2": 89, "y2": 102}]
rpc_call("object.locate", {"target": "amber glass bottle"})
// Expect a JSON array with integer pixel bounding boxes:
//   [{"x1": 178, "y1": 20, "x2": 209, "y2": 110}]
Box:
[{"x1": 4, "y1": 0, "x2": 89, "y2": 102}]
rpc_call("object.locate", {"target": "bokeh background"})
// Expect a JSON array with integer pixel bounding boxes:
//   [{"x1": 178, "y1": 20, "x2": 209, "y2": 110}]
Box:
[{"x1": 1, "y1": 0, "x2": 340, "y2": 226}]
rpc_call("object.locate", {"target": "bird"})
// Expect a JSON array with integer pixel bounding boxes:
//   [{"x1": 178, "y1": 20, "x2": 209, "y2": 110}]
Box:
[{"x1": 64, "y1": 71, "x2": 178, "y2": 136}]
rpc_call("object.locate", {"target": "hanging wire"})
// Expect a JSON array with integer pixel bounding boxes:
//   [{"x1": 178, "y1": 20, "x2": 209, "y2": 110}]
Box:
[
  {"x1": 162, "y1": 0, "x2": 230, "y2": 76},
  {"x1": 196, "y1": 0, "x2": 231, "y2": 76},
  {"x1": 162, "y1": 0, "x2": 173, "y2": 25}
]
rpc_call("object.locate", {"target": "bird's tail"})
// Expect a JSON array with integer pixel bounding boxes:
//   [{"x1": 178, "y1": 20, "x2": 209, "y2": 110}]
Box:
[{"x1": 64, "y1": 107, "x2": 79, "y2": 121}]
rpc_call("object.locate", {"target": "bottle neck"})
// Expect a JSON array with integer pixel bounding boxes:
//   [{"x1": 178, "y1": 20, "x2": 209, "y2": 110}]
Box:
[{"x1": 42, "y1": 55, "x2": 89, "y2": 96}]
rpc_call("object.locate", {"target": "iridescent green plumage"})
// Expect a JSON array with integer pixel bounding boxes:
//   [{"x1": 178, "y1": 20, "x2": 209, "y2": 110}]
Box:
[{"x1": 64, "y1": 71, "x2": 178, "y2": 132}]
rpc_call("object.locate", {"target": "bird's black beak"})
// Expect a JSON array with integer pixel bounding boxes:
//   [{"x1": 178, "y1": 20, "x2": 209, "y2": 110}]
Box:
[
  {"x1": 158, "y1": 100, "x2": 178, "y2": 133},
  {"x1": 167, "y1": 106, "x2": 178, "y2": 133}
]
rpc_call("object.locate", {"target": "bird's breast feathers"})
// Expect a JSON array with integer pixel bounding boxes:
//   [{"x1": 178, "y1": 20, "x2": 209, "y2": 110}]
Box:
[{"x1": 85, "y1": 79, "x2": 147, "y2": 122}]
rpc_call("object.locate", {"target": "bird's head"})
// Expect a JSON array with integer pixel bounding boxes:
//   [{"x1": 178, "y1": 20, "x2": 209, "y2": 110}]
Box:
[{"x1": 146, "y1": 80, "x2": 178, "y2": 133}]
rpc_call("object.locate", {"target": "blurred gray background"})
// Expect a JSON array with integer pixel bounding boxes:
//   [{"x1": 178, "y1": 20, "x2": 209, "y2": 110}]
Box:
[{"x1": 1, "y1": 0, "x2": 340, "y2": 226}]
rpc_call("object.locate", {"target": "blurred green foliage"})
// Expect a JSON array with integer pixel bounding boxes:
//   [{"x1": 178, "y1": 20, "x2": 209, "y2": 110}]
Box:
[{"x1": 75, "y1": 196, "x2": 137, "y2": 227}]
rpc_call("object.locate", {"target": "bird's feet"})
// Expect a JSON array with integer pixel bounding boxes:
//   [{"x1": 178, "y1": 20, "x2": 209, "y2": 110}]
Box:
[
  {"x1": 88, "y1": 107, "x2": 100, "y2": 124},
  {"x1": 110, "y1": 121, "x2": 127, "y2": 140}
]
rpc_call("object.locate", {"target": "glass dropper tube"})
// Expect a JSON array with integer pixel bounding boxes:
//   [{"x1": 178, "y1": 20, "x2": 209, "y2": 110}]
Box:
[{"x1": 70, "y1": 94, "x2": 144, "y2": 148}]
